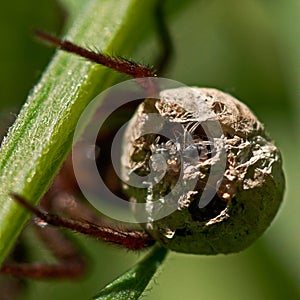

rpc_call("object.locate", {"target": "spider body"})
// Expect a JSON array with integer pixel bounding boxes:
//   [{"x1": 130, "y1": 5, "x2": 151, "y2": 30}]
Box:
[{"x1": 121, "y1": 87, "x2": 284, "y2": 254}]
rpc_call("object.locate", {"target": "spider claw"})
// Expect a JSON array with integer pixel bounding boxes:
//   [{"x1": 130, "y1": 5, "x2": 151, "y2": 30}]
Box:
[{"x1": 34, "y1": 29, "x2": 62, "y2": 47}]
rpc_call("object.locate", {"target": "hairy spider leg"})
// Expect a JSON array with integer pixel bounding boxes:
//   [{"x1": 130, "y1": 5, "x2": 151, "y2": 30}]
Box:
[
  {"x1": 11, "y1": 194, "x2": 154, "y2": 251},
  {"x1": 1, "y1": 225, "x2": 86, "y2": 280},
  {"x1": 0, "y1": 193, "x2": 154, "y2": 279},
  {"x1": 34, "y1": 30, "x2": 159, "y2": 96}
]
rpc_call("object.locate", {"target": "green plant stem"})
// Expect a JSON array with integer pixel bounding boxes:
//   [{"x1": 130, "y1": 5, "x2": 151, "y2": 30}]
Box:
[{"x1": 0, "y1": 0, "x2": 158, "y2": 266}]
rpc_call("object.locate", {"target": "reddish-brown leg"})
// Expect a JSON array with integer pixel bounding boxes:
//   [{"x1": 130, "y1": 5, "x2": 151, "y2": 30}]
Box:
[
  {"x1": 0, "y1": 190, "x2": 154, "y2": 280},
  {"x1": 1, "y1": 225, "x2": 85, "y2": 279},
  {"x1": 1, "y1": 158, "x2": 153, "y2": 280},
  {"x1": 0, "y1": 240, "x2": 27, "y2": 298},
  {"x1": 35, "y1": 30, "x2": 156, "y2": 79},
  {"x1": 11, "y1": 194, "x2": 154, "y2": 251},
  {"x1": 35, "y1": 30, "x2": 158, "y2": 95}
]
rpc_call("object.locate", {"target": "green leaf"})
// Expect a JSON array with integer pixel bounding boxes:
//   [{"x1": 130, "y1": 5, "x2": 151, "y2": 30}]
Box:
[
  {"x1": 92, "y1": 246, "x2": 168, "y2": 300},
  {"x1": 0, "y1": 0, "x2": 160, "y2": 266}
]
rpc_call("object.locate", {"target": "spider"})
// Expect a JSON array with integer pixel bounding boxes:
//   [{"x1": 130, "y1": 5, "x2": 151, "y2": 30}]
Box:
[{"x1": 0, "y1": 2, "x2": 284, "y2": 299}]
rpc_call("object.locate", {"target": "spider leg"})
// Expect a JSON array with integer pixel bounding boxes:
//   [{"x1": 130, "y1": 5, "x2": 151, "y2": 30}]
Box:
[
  {"x1": 1, "y1": 136, "x2": 153, "y2": 280},
  {"x1": 35, "y1": 30, "x2": 155, "y2": 79},
  {"x1": 34, "y1": 30, "x2": 158, "y2": 95},
  {"x1": 1, "y1": 225, "x2": 85, "y2": 279},
  {"x1": 11, "y1": 194, "x2": 155, "y2": 251},
  {"x1": 0, "y1": 238, "x2": 27, "y2": 298}
]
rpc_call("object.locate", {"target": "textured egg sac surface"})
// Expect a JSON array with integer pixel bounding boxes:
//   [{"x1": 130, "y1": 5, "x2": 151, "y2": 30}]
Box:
[{"x1": 121, "y1": 87, "x2": 284, "y2": 254}]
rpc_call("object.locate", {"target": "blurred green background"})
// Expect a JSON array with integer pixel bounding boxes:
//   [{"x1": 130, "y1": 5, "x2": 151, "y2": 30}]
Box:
[{"x1": 0, "y1": 0, "x2": 299, "y2": 299}]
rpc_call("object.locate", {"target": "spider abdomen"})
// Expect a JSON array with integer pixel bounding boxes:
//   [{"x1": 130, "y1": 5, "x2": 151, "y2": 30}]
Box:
[{"x1": 121, "y1": 87, "x2": 284, "y2": 254}]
